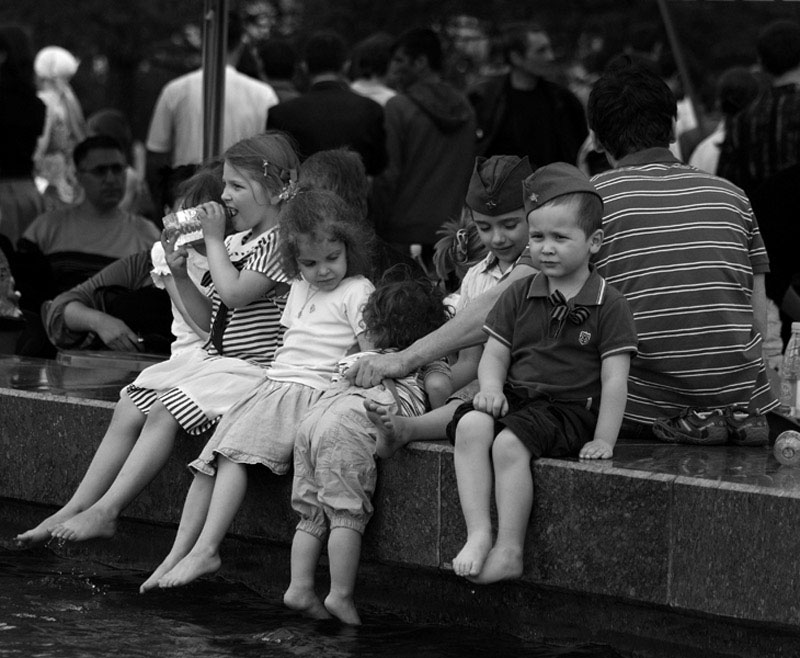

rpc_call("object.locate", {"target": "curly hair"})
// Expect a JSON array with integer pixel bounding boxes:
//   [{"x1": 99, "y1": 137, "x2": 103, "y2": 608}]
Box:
[
  {"x1": 279, "y1": 188, "x2": 375, "y2": 280},
  {"x1": 362, "y1": 265, "x2": 451, "y2": 350}
]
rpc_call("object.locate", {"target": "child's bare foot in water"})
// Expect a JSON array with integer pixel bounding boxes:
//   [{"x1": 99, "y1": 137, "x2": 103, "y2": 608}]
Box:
[
  {"x1": 14, "y1": 508, "x2": 81, "y2": 547},
  {"x1": 324, "y1": 592, "x2": 361, "y2": 625},
  {"x1": 140, "y1": 551, "x2": 188, "y2": 594},
  {"x1": 467, "y1": 545, "x2": 523, "y2": 585},
  {"x1": 158, "y1": 550, "x2": 221, "y2": 589},
  {"x1": 49, "y1": 507, "x2": 117, "y2": 543},
  {"x1": 283, "y1": 585, "x2": 332, "y2": 620},
  {"x1": 452, "y1": 531, "x2": 492, "y2": 578},
  {"x1": 364, "y1": 400, "x2": 410, "y2": 459}
]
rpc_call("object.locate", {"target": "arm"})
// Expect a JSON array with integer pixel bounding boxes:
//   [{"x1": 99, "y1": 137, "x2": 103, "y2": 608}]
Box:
[
  {"x1": 62, "y1": 302, "x2": 142, "y2": 352},
  {"x1": 162, "y1": 231, "x2": 213, "y2": 331},
  {"x1": 751, "y1": 273, "x2": 768, "y2": 344},
  {"x1": 348, "y1": 263, "x2": 535, "y2": 386},
  {"x1": 472, "y1": 336, "x2": 511, "y2": 418},
  {"x1": 198, "y1": 202, "x2": 279, "y2": 308},
  {"x1": 161, "y1": 274, "x2": 209, "y2": 342},
  {"x1": 579, "y1": 353, "x2": 631, "y2": 459},
  {"x1": 450, "y1": 344, "x2": 483, "y2": 391}
]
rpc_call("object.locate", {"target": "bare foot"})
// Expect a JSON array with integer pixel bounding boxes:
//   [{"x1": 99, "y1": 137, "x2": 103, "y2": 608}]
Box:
[
  {"x1": 467, "y1": 545, "x2": 523, "y2": 585},
  {"x1": 14, "y1": 508, "x2": 81, "y2": 547},
  {"x1": 140, "y1": 552, "x2": 187, "y2": 594},
  {"x1": 364, "y1": 399, "x2": 411, "y2": 459},
  {"x1": 50, "y1": 507, "x2": 117, "y2": 543},
  {"x1": 452, "y1": 531, "x2": 492, "y2": 578},
  {"x1": 324, "y1": 592, "x2": 361, "y2": 625},
  {"x1": 283, "y1": 585, "x2": 332, "y2": 620},
  {"x1": 157, "y1": 551, "x2": 221, "y2": 589}
]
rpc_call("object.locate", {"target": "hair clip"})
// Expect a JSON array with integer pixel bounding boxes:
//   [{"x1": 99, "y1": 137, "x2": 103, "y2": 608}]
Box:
[
  {"x1": 277, "y1": 179, "x2": 299, "y2": 202},
  {"x1": 454, "y1": 228, "x2": 469, "y2": 263},
  {"x1": 262, "y1": 159, "x2": 271, "y2": 178}
]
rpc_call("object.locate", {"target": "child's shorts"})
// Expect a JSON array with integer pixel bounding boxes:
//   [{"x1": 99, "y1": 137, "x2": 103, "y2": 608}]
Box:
[
  {"x1": 291, "y1": 384, "x2": 396, "y2": 539},
  {"x1": 446, "y1": 388, "x2": 598, "y2": 460},
  {"x1": 190, "y1": 377, "x2": 324, "y2": 476}
]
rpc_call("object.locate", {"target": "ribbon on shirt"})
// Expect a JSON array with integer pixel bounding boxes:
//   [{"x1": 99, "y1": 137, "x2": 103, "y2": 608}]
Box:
[
  {"x1": 210, "y1": 301, "x2": 229, "y2": 355},
  {"x1": 548, "y1": 289, "x2": 590, "y2": 331}
]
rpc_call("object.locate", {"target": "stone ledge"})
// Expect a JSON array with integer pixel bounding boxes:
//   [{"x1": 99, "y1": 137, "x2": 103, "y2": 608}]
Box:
[{"x1": 2, "y1": 386, "x2": 800, "y2": 638}]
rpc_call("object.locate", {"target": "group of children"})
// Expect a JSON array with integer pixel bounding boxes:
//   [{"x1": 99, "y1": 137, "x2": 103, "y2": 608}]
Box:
[{"x1": 14, "y1": 129, "x2": 637, "y2": 624}]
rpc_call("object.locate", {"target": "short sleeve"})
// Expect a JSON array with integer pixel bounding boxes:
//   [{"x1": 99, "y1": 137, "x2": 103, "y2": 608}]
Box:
[
  {"x1": 341, "y1": 277, "x2": 375, "y2": 336},
  {"x1": 597, "y1": 289, "x2": 638, "y2": 359}
]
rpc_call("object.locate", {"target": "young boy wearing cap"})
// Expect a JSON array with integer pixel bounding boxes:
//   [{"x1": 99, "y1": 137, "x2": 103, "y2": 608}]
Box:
[
  {"x1": 365, "y1": 155, "x2": 535, "y2": 458},
  {"x1": 450, "y1": 162, "x2": 638, "y2": 584}
]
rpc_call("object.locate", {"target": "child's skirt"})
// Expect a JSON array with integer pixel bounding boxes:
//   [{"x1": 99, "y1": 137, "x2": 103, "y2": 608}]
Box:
[
  {"x1": 124, "y1": 348, "x2": 265, "y2": 436},
  {"x1": 189, "y1": 377, "x2": 324, "y2": 476}
]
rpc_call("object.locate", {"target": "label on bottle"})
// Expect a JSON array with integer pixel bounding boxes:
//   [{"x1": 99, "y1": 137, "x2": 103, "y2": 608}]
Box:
[{"x1": 781, "y1": 377, "x2": 800, "y2": 418}]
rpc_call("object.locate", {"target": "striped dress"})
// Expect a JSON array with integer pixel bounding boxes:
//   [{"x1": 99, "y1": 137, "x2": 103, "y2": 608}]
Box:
[
  {"x1": 125, "y1": 226, "x2": 289, "y2": 435},
  {"x1": 592, "y1": 148, "x2": 779, "y2": 424}
]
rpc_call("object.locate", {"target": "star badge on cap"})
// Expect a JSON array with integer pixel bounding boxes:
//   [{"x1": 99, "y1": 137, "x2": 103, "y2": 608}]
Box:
[
  {"x1": 486, "y1": 199, "x2": 497, "y2": 210},
  {"x1": 528, "y1": 192, "x2": 538, "y2": 203}
]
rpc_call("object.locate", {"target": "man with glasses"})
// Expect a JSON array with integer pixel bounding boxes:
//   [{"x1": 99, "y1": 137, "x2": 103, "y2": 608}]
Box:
[{"x1": 16, "y1": 135, "x2": 160, "y2": 316}]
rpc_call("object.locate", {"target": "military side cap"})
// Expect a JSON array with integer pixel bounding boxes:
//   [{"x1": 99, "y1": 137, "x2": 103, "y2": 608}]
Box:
[
  {"x1": 466, "y1": 155, "x2": 533, "y2": 215},
  {"x1": 523, "y1": 162, "x2": 603, "y2": 217}
]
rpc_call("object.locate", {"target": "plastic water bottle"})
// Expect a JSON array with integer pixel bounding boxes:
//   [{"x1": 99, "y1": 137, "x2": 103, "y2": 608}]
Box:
[
  {"x1": 774, "y1": 430, "x2": 800, "y2": 466},
  {"x1": 780, "y1": 322, "x2": 800, "y2": 418}
]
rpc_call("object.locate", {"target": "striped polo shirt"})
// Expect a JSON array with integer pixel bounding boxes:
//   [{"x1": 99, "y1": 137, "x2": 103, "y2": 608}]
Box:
[
  {"x1": 592, "y1": 148, "x2": 778, "y2": 423},
  {"x1": 202, "y1": 226, "x2": 290, "y2": 366}
]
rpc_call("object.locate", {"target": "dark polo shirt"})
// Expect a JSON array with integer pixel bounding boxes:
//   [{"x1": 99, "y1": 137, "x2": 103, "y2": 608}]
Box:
[{"x1": 483, "y1": 269, "x2": 637, "y2": 402}]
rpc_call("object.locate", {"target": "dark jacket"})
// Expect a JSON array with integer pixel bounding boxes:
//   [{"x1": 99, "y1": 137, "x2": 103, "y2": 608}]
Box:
[
  {"x1": 371, "y1": 79, "x2": 476, "y2": 246},
  {"x1": 267, "y1": 79, "x2": 386, "y2": 175}
]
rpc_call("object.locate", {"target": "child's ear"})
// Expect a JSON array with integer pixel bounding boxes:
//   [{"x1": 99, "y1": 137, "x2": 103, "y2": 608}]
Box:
[{"x1": 588, "y1": 228, "x2": 603, "y2": 253}]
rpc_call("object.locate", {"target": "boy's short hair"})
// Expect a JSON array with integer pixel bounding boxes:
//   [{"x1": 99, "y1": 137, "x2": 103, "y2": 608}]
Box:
[
  {"x1": 257, "y1": 37, "x2": 297, "y2": 80},
  {"x1": 757, "y1": 20, "x2": 800, "y2": 77},
  {"x1": 465, "y1": 155, "x2": 532, "y2": 216},
  {"x1": 304, "y1": 30, "x2": 348, "y2": 76},
  {"x1": 73, "y1": 135, "x2": 124, "y2": 169},
  {"x1": 542, "y1": 193, "x2": 604, "y2": 236},
  {"x1": 393, "y1": 28, "x2": 442, "y2": 72},
  {"x1": 587, "y1": 62, "x2": 676, "y2": 160},
  {"x1": 298, "y1": 148, "x2": 369, "y2": 220}
]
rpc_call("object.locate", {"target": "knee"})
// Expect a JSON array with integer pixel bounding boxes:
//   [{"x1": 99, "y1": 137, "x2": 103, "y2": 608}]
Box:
[{"x1": 492, "y1": 430, "x2": 528, "y2": 464}]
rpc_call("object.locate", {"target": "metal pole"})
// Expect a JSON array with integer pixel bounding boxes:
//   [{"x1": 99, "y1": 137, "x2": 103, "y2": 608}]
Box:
[{"x1": 202, "y1": 0, "x2": 228, "y2": 162}]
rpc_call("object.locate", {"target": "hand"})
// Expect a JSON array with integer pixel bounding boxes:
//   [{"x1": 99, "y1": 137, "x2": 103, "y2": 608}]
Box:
[
  {"x1": 346, "y1": 352, "x2": 408, "y2": 387},
  {"x1": 161, "y1": 229, "x2": 188, "y2": 278},
  {"x1": 472, "y1": 389, "x2": 508, "y2": 418},
  {"x1": 579, "y1": 439, "x2": 613, "y2": 460},
  {"x1": 196, "y1": 201, "x2": 227, "y2": 242},
  {"x1": 94, "y1": 315, "x2": 143, "y2": 352}
]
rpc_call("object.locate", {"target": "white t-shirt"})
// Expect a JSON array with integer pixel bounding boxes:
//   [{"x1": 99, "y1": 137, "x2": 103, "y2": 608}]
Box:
[
  {"x1": 146, "y1": 66, "x2": 279, "y2": 166},
  {"x1": 267, "y1": 275, "x2": 374, "y2": 389}
]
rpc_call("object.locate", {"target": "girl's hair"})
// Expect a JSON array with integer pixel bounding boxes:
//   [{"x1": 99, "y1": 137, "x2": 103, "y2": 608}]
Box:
[
  {"x1": 298, "y1": 148, "x2": 369, "y2": 219},
  {"x1": 177, "y1": 159, "x2": 224, "y2": 208},
  {"x1": 362, "y1": 265, "x2": 450, "y2": 350},
  {"x1": 224, "y1": 130, "x2": 299, "y2": 198},
  {"x1": 433, "y1": 207, "x2": 488, "y2": 284},
  {"x1": 279, "y1": 188, "x2": 375, "y2": 280}
]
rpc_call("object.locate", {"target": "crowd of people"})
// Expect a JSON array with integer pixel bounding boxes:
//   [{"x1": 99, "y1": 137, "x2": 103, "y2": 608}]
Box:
[{"x1": 3, "y1": 11, "x2": 800, "y2": 626}]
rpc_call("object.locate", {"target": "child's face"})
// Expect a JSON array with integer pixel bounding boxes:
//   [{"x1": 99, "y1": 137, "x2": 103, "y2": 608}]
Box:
[
  {"x1": 471, "y1": 208, "x2": 529, "y2": 268},
  {"x1": 527, "y1": 199, "x2": 602, "y2": 284},
  {"x1": 296, "y1": 236, "x2": 348, "y2": 292},
  {"x1": 221, "y1": 161, "x2": 272, "y2": 233}
]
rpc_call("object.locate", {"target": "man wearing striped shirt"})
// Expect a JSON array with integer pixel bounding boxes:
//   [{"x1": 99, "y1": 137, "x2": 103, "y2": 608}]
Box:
[{"x1": 586, "y1": 61, "x2": 779, "y2": 446}]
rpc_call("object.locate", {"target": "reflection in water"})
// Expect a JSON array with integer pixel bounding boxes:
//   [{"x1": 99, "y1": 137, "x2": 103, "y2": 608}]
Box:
[{"x1": 0, "y1": 547, "x2": 625, "y2": 658}]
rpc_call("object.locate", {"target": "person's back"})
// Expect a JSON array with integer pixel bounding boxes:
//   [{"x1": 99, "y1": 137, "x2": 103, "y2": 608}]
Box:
[
  {"x1": 718, "y1": 20, "x2": 800, "y2": 196},
  {"x1": 266, "y1": 30, "x2": 386, "y2": 175},
  {"x1": 588, "y1": 61, "x2": 778, "y2": 441},
  {"x1": 371, "y1": 28, "x2": 476, "y2": 255}
]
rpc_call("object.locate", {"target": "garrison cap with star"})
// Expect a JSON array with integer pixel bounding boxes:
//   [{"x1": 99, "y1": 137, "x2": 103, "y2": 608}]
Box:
[
  {"x1": 465, "y1": 155, "x2": 533, "y2": 215},
  {"x1": 522, "y1": 162, "x2": 603, "y2": 217}
]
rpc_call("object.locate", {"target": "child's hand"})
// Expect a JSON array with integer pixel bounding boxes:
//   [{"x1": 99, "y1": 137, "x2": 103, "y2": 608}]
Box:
[
  {"x1": 161, "y1": 229, "x2": 188, "y2": 278},
  {"x1": 196, "y1": 201, "x2": 227, "y2": 242},
  {"x1": 473, "y1": 390, "x2": 508, "y2": 418},
  {"x1": 579, "y1": 439, "x2": 614, "y2": 460}
]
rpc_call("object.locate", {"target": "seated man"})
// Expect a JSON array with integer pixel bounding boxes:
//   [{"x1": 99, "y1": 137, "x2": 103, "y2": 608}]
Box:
[{"x1": 16, "y1": 135, "x2": 161, "y2": 313}]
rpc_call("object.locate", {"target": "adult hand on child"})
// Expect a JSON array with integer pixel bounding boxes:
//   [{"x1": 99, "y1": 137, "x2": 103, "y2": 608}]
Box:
[
  {"x1": 346, "y1": 352, "x2": 408, "y2": 388},
  {"x1": 579, "y1": 439, "x2": 613, "y2": 459},
  {"x1": 473, "y1": 389, "x2": 508, "y2": 418}
]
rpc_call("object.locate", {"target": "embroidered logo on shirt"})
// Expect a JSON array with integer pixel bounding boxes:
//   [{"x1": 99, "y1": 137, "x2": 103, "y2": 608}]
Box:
[{"x1": 579, "y1": 330, "x2": 591, "y2": 345}]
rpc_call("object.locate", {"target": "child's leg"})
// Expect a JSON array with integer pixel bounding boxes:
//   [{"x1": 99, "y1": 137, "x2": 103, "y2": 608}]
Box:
[
  {"x1": 140, "y1": 471, "x2": 215, "y2": 593},
  {"x1": 158, "y1": 455, "x2": 248, "y2": 588},
  {"x1": 50, "y1": 400, "x2": 180, "y2": 542},
  {"x1": 452, "y1": 410, "x2": 496, "y2": 578},
  {"x1": 365, "y1": 399, "x2": 460, "y2": 459},
  {"x1": 470, "y1": 428, "x2": 532, "y2": 585},
  {"x1": 283, "y1": 529, "x2": 331, "y2": 620},
  {"x1": 324, "y1": 527, "x2": 363, "y2": 625},
  {"x1": 15, "y1": 394, "x2": 147, "y2": 546}
]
